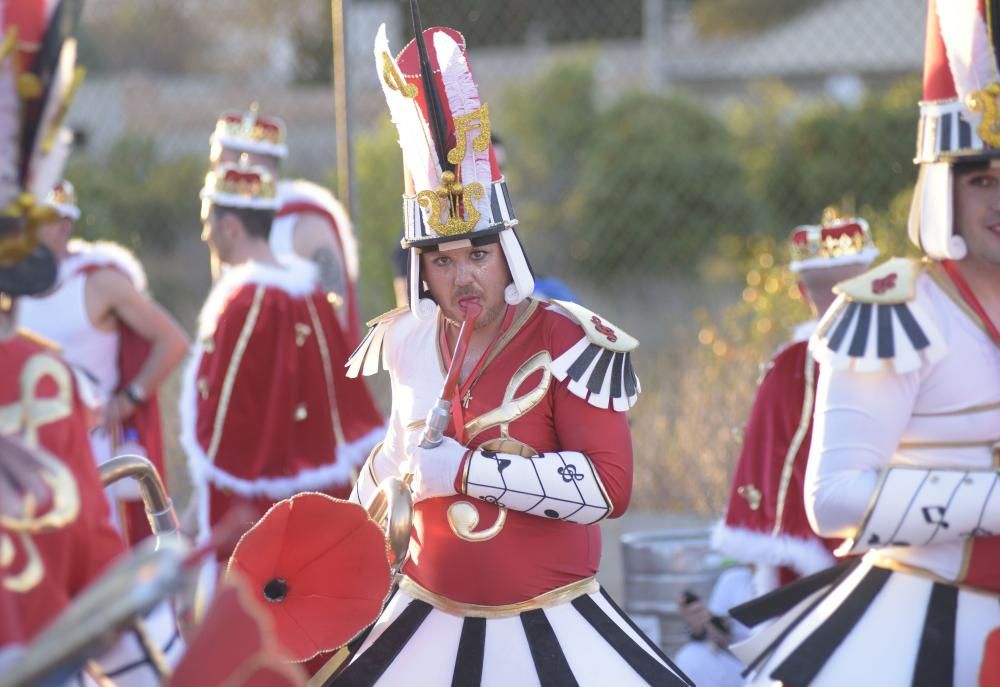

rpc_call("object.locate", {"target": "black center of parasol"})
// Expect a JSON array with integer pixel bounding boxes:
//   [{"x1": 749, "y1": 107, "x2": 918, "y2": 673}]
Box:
[{"x1": 263, "y1": 577, "x2": 289, "y2": 603}]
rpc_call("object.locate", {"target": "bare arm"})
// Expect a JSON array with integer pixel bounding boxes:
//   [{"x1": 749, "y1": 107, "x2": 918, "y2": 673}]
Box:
[
  {"x1": 291, "y1": 214, "x2": 348, "y2": 300},
  {"x1": 88, "y1": 269, "x2": 190, "y2": 418}
]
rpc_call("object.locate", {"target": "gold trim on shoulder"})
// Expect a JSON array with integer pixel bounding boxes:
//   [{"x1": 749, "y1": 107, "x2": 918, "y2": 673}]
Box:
[
  {"x1": 15, "y1": 327, "x2": 61, "y2": 352},
  {"x1": 547, "y1": 299, "x2": 638, "y2": 353},
  {"x1": 207, "y1": 285, "x2": 265, "y2": 461},
  {"x1": 834, "y1": 256, "x2": 922, "y2": 305},
  {"x1": 365, "y1": 306, "x2": 409, "y2": 329},
  {"x1": 397, "y1": 574, "x2": 599, "y2": 618}
]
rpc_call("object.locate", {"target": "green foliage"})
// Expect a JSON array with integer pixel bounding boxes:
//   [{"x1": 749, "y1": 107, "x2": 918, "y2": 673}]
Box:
[
  {"x1": 65, "y1": 138, "x2": 204, "y2": 252},
  {"x1": 759, "y1": 78, "x2": 922, "y2": 232},
  {"x1": 350, "y1": 116, "x2": 406, "y2": 318},
  {"x1": 573, "y1": 91, "x2": 766, "y2": 270},
  {"x1": 691, "y1": 0, "x2": 822, "y2": 38}
]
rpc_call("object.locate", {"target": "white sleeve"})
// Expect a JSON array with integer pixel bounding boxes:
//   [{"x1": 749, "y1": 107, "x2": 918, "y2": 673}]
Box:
[{"x1": 805, "y1": 364, "x2": 922, "y2": 538}]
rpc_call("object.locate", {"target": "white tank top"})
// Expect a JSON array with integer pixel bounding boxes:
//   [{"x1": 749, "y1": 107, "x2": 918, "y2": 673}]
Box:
[{"x1": 19, "y1": 268, "x2": 120, "y2": 401}]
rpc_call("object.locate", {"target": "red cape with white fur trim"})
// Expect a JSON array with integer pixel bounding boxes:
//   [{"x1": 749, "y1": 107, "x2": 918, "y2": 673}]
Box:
[
  {"x1": 712, "y1": 340, "x2": 840, "y2": 582},
  {"x1": 180, "y1": 261, "x2": 384, "y2": 547},
  {"x1": 62, "y1": 239, "x2": 164, "y2": 545}
]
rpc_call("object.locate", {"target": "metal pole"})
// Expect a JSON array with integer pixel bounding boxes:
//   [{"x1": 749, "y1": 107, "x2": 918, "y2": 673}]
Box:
[{"x1": 330, "y1": 0, "x2": 353, "y2": 217}]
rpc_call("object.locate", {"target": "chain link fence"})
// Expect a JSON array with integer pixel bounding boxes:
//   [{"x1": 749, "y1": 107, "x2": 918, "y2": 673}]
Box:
[{"x1": 69, "y1": 0, "x2": 926, "y2": 515}]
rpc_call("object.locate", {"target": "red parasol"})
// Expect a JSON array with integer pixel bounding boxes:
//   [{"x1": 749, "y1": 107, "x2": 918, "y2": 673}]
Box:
[
  {"x1": 167, "y1": 577, "x2": 305, "y2": 687},
  {"x1": 225, "y1": 492, "x2": 392, "y2": 662},
  {"x1": 980, "y1": 628, "x2": 1000, "y2": 687}
]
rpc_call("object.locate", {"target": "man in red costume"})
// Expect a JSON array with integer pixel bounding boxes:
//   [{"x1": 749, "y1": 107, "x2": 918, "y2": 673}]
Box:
[
  {"x1": 19, "y1": 180, "x2": 190, "y2": 546},
  {"x1": 209, "y1": 105, "x2": 362, "y2": 345},
  {"x1": 713, "y1": 214, "x2": 879, "y2": 595},
  {"x1": 326, "y1": 17, "x2": 691, "y2": 686},
  {"x1": 181, "y1": 161, "x2": 384, "y2": 563}
]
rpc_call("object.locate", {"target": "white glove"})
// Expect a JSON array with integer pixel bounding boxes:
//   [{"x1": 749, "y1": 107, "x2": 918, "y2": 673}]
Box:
[{"x1": 402, "y1": 431, "x2": 469, "y2": 503}]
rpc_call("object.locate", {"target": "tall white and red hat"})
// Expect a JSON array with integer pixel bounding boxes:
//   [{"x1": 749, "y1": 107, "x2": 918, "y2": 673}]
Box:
[
  {"x1": 911, "y1": 0, "x2": 1000, "y2": 260},
  {"x1": 0, "y1": 0, "x2": 84, "y2": 296},
  {"x1": 376, "y1": 1, "x2": 533, "y2": 320}
]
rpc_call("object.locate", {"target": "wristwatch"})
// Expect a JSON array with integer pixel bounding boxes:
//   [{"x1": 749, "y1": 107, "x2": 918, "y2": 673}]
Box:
[{"x1": 123, "y1": 381, "x2": 148, "y2": 406}]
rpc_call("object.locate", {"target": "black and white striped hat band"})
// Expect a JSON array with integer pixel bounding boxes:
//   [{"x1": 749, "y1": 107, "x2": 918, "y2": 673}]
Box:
[
  {"x1": 403, "y1": 178, "x2": 517, "y2": 242},
  {"x1": 915, "y1": 99, "x2": 996, "y2": 163}
]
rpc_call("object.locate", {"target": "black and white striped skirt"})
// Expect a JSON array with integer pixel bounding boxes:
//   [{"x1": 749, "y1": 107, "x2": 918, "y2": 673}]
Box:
[
  {"x1": 324, "y1": 576, "x2": 692, "y2": 686},
  {"x1": 729, "y1": 554, "x2": 1000, "y2": 687}
]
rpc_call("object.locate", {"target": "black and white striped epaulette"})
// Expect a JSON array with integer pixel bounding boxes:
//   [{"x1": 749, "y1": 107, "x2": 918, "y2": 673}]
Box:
[
  {"x1": 345, "y1": 307, "x2": 409, "y2": 378},
  {"x1": 810, "y1": 257, "x2": 946, "y2": 374},
  {"x1": 546, "y1": 299, "x2": 640, "y2": 412}
]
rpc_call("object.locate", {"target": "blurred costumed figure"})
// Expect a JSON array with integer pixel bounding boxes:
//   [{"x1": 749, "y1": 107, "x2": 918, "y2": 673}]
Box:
[
  {"x1": 732, "y1": 2, "x2": 1000, "y2": 684},
  {"x1": 0, "y1": 1, "x2": 182, "y2": 682},
  {"x1": 309, "y1": 10, "x2": 692, "y2": 685},
  {"x1": 18, "y1": 179, "x2": 189, "y2": 546},
  {"x1": 209, "y1": 106, "x2": 363, "y2": 345},
  {"x1": 181, "y1": 161, "x2": 384, "y2": 566},
  {"x1": 674, "y1": 215, "x2": 879, "y2": 687}
]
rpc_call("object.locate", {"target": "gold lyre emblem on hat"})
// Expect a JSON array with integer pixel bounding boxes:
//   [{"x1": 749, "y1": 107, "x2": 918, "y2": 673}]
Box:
[
  {"x1": 416, "y1": 105, "x2": 491, "y2": 236},
  {"x1": 968, "y1": 82, "x2": 1000, "y2": 147}
]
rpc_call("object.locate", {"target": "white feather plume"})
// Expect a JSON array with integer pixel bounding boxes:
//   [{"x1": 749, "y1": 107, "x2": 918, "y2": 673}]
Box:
[
  {"x1": 27, "y1": 40, "x2": 78, "y2": 200},
  {"x1": 374, "y1": 24, "x2": 439, "y2": 196},
  {"x1": 936, "y1": 0, "x2": 996, "y2": 120},
  {"x1": 0, "y1": 30, "x2": 20, "y2": 210},
  {"x1": 434, "y1": 30, "x2": 492, "y2": 230}
]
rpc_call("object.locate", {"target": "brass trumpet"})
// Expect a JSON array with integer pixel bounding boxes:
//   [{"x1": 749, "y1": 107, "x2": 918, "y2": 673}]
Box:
[
  {"x1": 364, "y1": 474, "x2": 413, "y2": 575},
  {"x1": 99, "y1": 453, "x2": 180, "y2": 541}
]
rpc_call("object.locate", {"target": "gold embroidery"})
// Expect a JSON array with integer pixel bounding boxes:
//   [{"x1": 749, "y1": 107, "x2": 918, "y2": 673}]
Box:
[
  {"x1": 447, "y1": 105, "x2": 491, "y2": 165},
  {"x1": 207, "y1": 286, "x2": 265, "y2": 461},
  {"x1": 772, "y1": 349, "x2": 816, "y2": 536},
  {"x1": 306, "y1": 296, "x2": 346, "y2": 446},
  {"x1": 294, "y1": 322, "x2": 312, "y2": 347},
  {"x1": 417, "y1": 175, "x2": 485, "y2": 236},
  {"x1": 465, "y1": 351, "x2": 551, "y2": 444},
  {"x1": 737, "y1": 485, "x2": 763, "y2": 512},
  {"x1": 381, "y1": 51, "x2": 417, "y2": 98},
  {"x1": 2, "y1": 531, "x2": 43, "y2": 592},
  {"x1": 968, "y1": 82, "x2": 1000, "y2": 148},
  {"x1": 398, "y1": 574, "x2": 599, "y2": 618},
  {"x1": 447, "y1": 500, "x2": 507, "y2": 543}
]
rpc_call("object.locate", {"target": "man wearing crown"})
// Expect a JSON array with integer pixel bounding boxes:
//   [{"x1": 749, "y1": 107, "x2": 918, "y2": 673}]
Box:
[
  {"x1": 181, "y1": 161, "x2": 384, "y2": 565},
  {"x1": 209, "y1": 105, "x2": 364, "y2": 346},
  {"x1": 17, "y1": 179, "x2": 190, "y2": 546},
  {"x1": 319, "y1": 19, "x2": 692, "y2": 686},
  {"x1": 672, "y1": 216, "x2": 880, "y2": 687},
  {"x1": 0, "y1": 2, "x2": 183, "y2": 682},
  {"x1": 730, "y1": 2, "x2": 1000, "y2": 684},
  {"x1": 712, "y1": 215, "x2": 879, "y2": 595}
]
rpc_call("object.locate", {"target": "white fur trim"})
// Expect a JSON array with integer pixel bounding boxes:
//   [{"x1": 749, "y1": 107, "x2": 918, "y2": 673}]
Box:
[
  {"x1": 277, "y1": 179, "x2": 359, "y2": 282},
  {"x1": 788, "y1": 247, "x2": 880, "y2": 273},
  {"x1": 179, "y1": 340, "x2": 385, "y2": 501},
  {"x1": 711, "y1": 521, "x2": 836, "y2": 577},
  {"x1": 196, "y1": 260, "x2": 318, "y2": 340},
  {"x1": 63, "y1": 239, "x2": 148, "y2": 292}
]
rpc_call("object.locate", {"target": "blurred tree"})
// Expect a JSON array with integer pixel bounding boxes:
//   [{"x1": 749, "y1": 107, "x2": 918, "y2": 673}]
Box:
[
  {"x1": 348, "y1": 116, "x2": 405, "y2": 318},
  {"x1": 759, "y1": 77, "x2": 921, "y2": 232},
  {"x1": 65, "y1": 138, "x2": 204, "y2": 252},
  {"x1": 77, "y1": 4, "x2": 211, "y2": 74},
  {"x1": 361, "y1": 0, "x2": 643, "y2": 47},
  {"x1": 291, "y1": 0, "x2": 333, "y2": 84},
  {"x1": 691, "y1": 0, "x2": 822, "y2": 37},
  {"x1": 573, "y1": 91, "x2": 766, "y2": 272}
]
